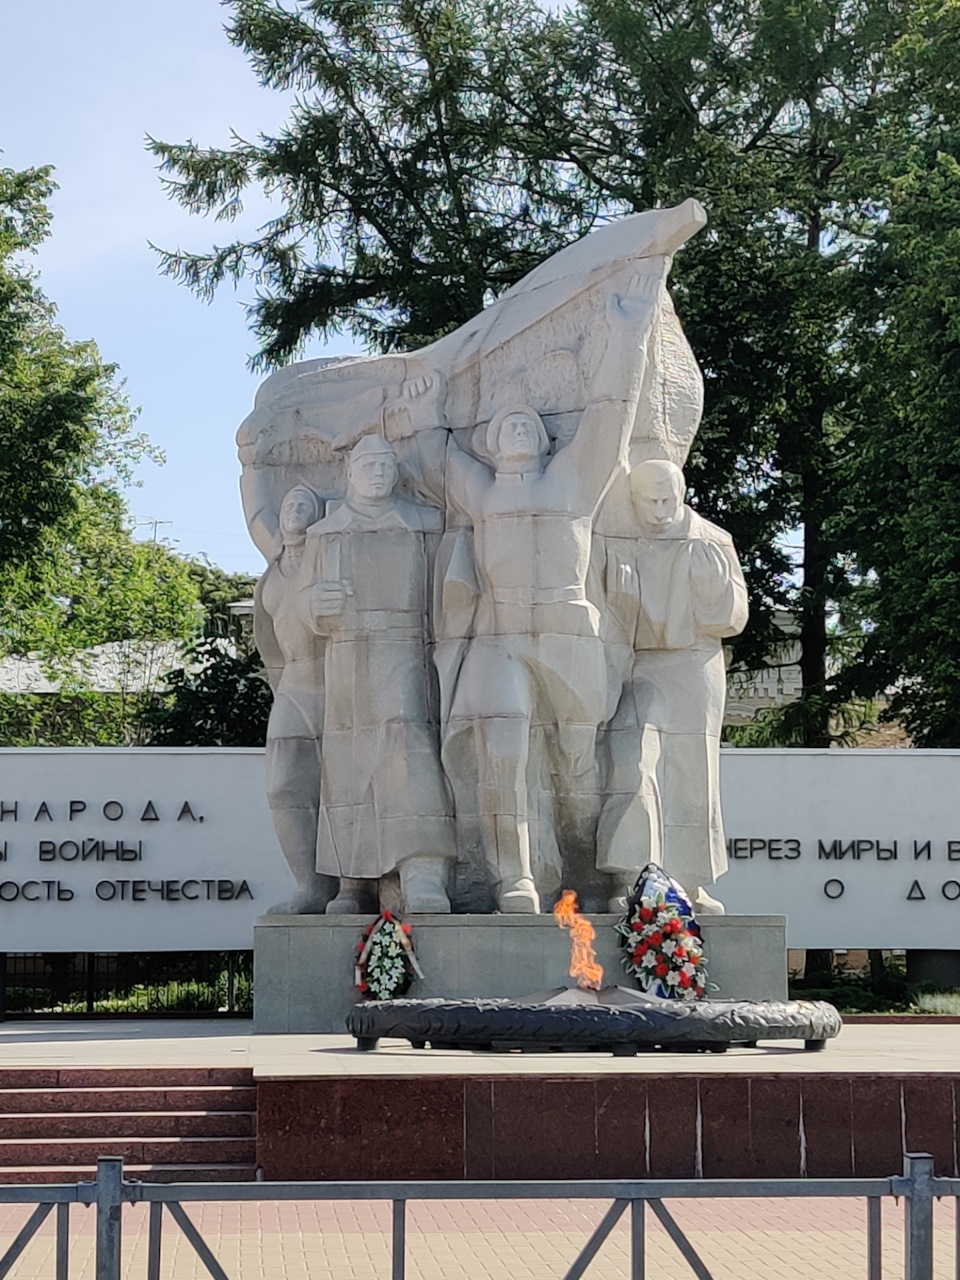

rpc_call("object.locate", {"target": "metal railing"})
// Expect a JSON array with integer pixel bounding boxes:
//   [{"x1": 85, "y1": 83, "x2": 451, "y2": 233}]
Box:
[
  {"x1": 0, "y1": 1153, "x2": 957, "y2": 1280},
  {"x1": 0, "y1": 951, "x2": 252, "y2": 1018}
]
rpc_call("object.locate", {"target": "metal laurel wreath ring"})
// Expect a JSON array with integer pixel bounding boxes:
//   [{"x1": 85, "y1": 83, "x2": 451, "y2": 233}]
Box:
[{"x1": 346, "y1": 994, "x2": 843, "y2": 1052}]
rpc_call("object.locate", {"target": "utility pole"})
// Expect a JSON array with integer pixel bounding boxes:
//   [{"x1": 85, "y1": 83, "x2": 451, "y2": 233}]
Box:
[{"x1": 136, "y1": 518, "x2": 173, "y2": 544}]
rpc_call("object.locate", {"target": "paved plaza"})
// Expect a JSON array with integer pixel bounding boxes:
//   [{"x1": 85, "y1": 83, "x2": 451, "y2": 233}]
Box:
[
  {"x1": 1, "y1": 1019, "x2": 959, "y2": 1277},
  {"x1": 2, "y1": 1017, "x2": 960, "y2": 1076},
  {"x1": 0, "y1": 1193, "x2": 957, "y2": 1280}
]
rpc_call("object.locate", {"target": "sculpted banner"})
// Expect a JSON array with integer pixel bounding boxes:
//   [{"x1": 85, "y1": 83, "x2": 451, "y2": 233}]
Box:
[{"x1": 240, "y1": 200, "x2": 748, "y2": 916}]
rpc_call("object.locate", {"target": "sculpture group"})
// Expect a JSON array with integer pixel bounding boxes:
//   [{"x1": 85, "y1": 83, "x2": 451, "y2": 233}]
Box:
[{"x1": 244, "y1": 200, "x2": 747, "y2": 917}]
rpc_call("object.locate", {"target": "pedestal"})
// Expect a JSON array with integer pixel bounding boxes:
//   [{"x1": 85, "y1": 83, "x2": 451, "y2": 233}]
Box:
[{"x1": 253, "y1": 913, "x2": 787, "y2": 1034}]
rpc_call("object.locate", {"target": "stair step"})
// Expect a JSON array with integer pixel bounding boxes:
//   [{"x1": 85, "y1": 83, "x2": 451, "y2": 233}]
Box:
[
  {"x1": 0, "y1": 1068, "x2": 259, "y2": 1183},
  {"x1": 0, "y1": 1112, "x2": 255, "y2": 1139},
  {"x1": 0, "y1": 1086, "x2": 257, "y2": 1113},
  {"x1": 0, "y1": 1164, "x2": 258, "y2": 1184},
  {"x1": 0, "y1": 1137, "x2": 256, "y2": 1166},
  {"x1": 0, "y1": 1068, "x2": 254, "y2": 1090}
]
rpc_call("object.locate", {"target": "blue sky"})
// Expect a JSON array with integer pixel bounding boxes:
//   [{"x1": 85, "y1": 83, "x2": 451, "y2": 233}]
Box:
[{"x1": 2, "y1": 0, "x2": 360, "y2": 575}]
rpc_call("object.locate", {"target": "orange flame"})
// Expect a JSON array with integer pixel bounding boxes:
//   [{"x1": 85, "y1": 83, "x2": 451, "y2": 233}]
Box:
[{"x1": 553, "y1": 889, "x2": 604, "y2": 990}]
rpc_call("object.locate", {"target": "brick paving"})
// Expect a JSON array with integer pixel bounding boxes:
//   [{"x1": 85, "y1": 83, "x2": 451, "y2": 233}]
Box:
[{"x1": 0, "y1": 1194, "x2": 957, "y2": 1278}]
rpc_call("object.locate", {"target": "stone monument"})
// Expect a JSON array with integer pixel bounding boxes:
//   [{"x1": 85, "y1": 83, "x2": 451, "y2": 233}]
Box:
[
  {"x1": 243, "y1": 199, "x2": 785, "y2": 1030},
  {"x1": 300, "y1": 433, "x2": 455, "y2": 916},
  {"x1": 597, "y1": 459, "x2": 748, "y2": 911},
  {"x1": 254, "y1": 484, "x2": 334, "y2": 914}
]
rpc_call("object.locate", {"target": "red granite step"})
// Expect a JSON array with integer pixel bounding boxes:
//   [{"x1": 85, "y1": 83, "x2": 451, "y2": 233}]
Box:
[
  {"x1": 0, "y1": 1136, "x2": 256, "y2": 1166},
  {"x1": 0, "y1": 1163, "x2": 258, "y2": 1184},
  {"x1": 0, "y1": 1111, "x2": 255, "y2": 1139},
  {"x1": 0, "y1": 1068, "x2": 259, "y2": 1183},
  {"x1": 0, "y1": 1086, "x2": 257, "y2": 1113},
  {"x1": 0, "y1": 1067, "x2": 254, "y2": 1089}
]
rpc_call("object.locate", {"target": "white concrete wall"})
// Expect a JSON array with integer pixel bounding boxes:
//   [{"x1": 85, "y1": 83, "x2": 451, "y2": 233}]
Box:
[
  {"x1": 1, "y1": 746, "x2": 957, "y2": 951},
  {"x1": 716, "y1": 749, "x2": 960, "y2": 947},
  {"x1": 0, "y1": 749, "x2": 294, "y2": 951}
]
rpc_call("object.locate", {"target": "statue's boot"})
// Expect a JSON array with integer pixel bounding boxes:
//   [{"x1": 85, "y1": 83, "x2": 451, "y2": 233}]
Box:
[
  {"x1": 267, "y1": 887, "x2": 333, "y2": 916},
  {"x1": 487, "y1": 815, "x2": 541, "y2": 913},
  {"x1": 399, "y1": 857, "x2": 452, "y2": 914},
  {"x1": 266, "y1": 803, "x2": 335, "y2": 914},
  {"x1": 693, "y1": 886, "x2": 725, "y2": 915},
  {"x1": 326, "y1": 878, "x2": 379, "y2": 915},
  {"x1": 499, "y1": 877, "x2": 541, "y2": 913}
]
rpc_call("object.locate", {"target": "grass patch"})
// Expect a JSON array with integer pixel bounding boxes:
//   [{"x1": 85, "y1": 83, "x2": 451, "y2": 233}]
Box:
[{"x1": 915, "y1": 991, "x2": 960, "y2": 1016}]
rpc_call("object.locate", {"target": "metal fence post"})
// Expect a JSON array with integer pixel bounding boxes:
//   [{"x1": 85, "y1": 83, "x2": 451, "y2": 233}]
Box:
[
  {"x1": 147, "y1": 1201, "x2": 163, "y2": 1280},
  {"x1": 392, "y1": 1200, "x2": 406, "y2": 1280},
  {"x1": 56, "y1": 1201, "x2": 70, "y2": 1280},
  {"x1": 867, "y1": 1197, "x2": 881, "y2": 1280},
  {"x1": 95, "y1": 1157, "x2": 124, "y2": 1280},
  {"x1": 85, "y1": 955, "x2": 96, "y2": 1015},
  {"x1": 904, "y1": 1153, "x2": 935, "y2": 1280},
  {"x1": 630, "y1": 1199, "x2": 645, "y2": 1280}
]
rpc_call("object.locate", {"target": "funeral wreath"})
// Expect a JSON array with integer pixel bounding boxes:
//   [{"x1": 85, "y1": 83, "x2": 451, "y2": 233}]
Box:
[
  {"x1": 616, "y1": 864, "x2": 708, "y2": 999},
  {"x1": 354, "y1": 911, "x2": 423, "y2": 1000}
]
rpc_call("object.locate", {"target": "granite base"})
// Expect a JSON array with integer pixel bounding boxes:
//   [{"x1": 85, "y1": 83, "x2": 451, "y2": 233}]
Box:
[
  {"x1": 253, "y1": 913, "x2": 787, "y2": 1034},
  {"x1": 255, "y1": 1069, "x2": 956, "y2": 1181}
]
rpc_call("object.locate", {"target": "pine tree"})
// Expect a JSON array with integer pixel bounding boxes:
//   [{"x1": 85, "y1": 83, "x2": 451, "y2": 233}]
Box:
[{"x1": 150, "y1": 0, "x2": 959, "y2": 743}]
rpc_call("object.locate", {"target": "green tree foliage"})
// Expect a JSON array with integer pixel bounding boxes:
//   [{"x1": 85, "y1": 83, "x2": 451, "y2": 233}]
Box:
[
  {"x1": 835, "y1": 0, "x2": 960, "y2": 745},
  {"x1": 0, "y1": 163, "x2": 140, "y2": 567},
  {"x1": 0, "y1": 690, "x2": 160, "y2": 749},
  {"x1": 1, "y1": 486, "x2": 200, "y2": 660},
  {"x1": 0, "y1": 161, "x2": 209, "y2": 745},
  {"x1": 145, "y1": 640, "x2": 271, "y2": 747},
  {"x1": 149, "y1": 0, "x2": 595, "y2": 363},
  {"x1": 145, "y1": 565, "x2": 271, "y2": 747},
  {"x1": 0, "y1": 528, "x2": 268, "y2": 747},
  {"x1": 0, "y1": 487, "x2": 203, "y2": 746},
  {"x1": 150, "y1": 0, "x2": 960, "y2": 744},
  {"x1": 185, "y1": 561, "x2": 257, "y2": 639}
]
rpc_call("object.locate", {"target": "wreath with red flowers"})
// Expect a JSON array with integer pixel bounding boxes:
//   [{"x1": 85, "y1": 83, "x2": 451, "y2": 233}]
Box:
[
  {"x1": 616, "y1": 895, "x2": 708, "y2": 999},
  {"x1": 354, "y1": 911, "x2": 423, "y2": 1000}
]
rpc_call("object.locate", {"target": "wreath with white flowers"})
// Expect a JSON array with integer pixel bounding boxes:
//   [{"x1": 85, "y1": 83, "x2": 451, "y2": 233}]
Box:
[
  {"x1": 616, "y1": 890, "x2": 708, "y2": 1000},
  {"x1": 354, "y1": 911, "x2": 423, "y2": 1000}
]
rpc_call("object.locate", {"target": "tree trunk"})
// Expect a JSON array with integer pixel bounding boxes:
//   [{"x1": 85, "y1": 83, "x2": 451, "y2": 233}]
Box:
[
  {"x1": 804, "y1": 948, "x2": 835, "y2": 984},
  {"x1": 795, "y1": 195, "x2": 833, "y2": 749},
  {"x1": 799, "y1": 464, "x2": 831, "y2": 747}
]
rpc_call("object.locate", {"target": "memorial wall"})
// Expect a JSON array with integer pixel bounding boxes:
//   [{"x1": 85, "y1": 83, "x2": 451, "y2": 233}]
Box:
[
  {"x1": 0, "y1": 746, "x2": 955, "y2": 952},
  {"x1": 0, "y1": 748, "x2": 293, "y2": 951}
]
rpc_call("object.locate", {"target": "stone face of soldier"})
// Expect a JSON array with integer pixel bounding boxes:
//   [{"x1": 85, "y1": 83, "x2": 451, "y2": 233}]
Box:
[
  {"x1": 279, "y1": 486, "x2": 320, "y2": 541},
  {"x1": 498, "y1": 412, "x2": 543, "y2": 463},
  {"x1": 487, "y1": 406, "x2": 550, "y2": 469},
  {"x1": 347, "y1": 438, "x2": 399, "y2": 501},
  {"x1": 630, "y1": 460, "x2": 686, "y2": 536}
]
